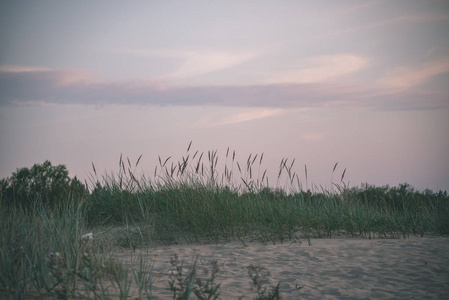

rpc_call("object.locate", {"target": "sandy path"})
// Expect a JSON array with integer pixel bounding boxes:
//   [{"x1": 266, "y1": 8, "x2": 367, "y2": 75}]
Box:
[{"x1": 111, "y1": 237, "x2": 449, "y2": 299}]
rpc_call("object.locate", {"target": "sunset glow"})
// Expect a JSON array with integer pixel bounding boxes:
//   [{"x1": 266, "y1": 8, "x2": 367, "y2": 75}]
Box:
[{"x1": 1, "y1": 1, "x2": 448, "y2": 191}]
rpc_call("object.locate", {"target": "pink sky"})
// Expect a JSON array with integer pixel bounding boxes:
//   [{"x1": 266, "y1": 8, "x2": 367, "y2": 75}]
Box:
[{"x1": 1, "y1": 1, "x2": 448, "y2": 191}]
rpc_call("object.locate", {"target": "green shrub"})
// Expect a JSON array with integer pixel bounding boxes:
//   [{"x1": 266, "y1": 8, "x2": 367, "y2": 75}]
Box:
[{"x1": 0, "y1": 160, "x2": 86, "y2": 208}]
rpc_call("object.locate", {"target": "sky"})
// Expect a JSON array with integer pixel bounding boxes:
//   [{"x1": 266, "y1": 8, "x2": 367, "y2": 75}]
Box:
[{"x1": 1, "y1": 0, "x2": 449, "y2": 192}]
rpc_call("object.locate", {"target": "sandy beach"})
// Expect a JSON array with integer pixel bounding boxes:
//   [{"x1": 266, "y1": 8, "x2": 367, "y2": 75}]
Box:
[{"x1": 110, "y1": 236, "x2": 449, "y2": 299}]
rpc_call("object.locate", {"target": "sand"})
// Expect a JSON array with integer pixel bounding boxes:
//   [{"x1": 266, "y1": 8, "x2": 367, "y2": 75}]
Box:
[{"x1": 110, "y1": 236, "x2": 449, "y2": 299}]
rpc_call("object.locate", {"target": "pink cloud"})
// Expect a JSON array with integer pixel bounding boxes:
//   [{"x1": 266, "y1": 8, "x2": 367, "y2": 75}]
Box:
[
  {"x1": 1, "y1": 67, "x2": 447, "y2": 110},
  {"x1": 193, "y1": 108, "x2": 287, "y2": 128},
  {"x1": 0, "y1": 65, "x2": 51, "y2": 73},
  {"x1": 380, "y1": 55, "x2": 449, "y2": 89},
  {"x1": 265, "y1": 54, "x2": 368, "y2": 84},
  {"x1": 118, "y1": 48, "x2": 260, "y2": 80}
]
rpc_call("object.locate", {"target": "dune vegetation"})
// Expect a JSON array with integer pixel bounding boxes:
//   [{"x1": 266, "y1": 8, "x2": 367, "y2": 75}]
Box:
[{"x1": 1, "y1": 144, "x2": 448, "y2": 299}]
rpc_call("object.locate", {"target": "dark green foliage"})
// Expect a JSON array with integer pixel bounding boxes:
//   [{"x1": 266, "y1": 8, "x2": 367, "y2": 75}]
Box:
[
  {"x1": 84, "y1": 175, "x2": 449, "y2": 243},
  {"x1": 4, "y1": 158, "x2": 447, "y2": 241},
  {"x1": 0, "y1": 160, "x2": 86, "y2": 208}
]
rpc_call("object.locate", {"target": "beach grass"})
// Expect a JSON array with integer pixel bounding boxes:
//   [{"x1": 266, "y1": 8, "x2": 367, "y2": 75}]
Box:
[{"x1": 1, "y1": 145, "x2": 448, "y2": 298}]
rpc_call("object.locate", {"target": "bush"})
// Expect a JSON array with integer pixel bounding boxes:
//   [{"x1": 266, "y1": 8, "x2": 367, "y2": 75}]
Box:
[{"x1": 0, "y1": 160, "x2": 86, "y2": 208}]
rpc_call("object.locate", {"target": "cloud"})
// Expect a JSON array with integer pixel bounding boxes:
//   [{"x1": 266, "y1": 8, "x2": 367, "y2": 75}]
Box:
[
  {"x1": 325, "y1": 12, "x2": 449, "y2": 40},
  {"x1": 301, "y1": 132, "x2": 324, "y2": 142},
  {"x1": 119, "y1": 48, "x2": 258, "y2": 79},
  {"x1": 1, "y1": 66, "x2": 447, "y2": 110},
  {"x1": 193, "y1": 108, "x2": 286, "y2": 128},
  {"x1": 168, "y1": 51, "x2": 256, "y2": 79},
  {"x1": 394, "y1": 13, "x2": 449, "y2": 23},
  {"x1": 380, "y1": 55, "x2": 449, "y2": 89},
  {"x1": 265, "y1": 54, "x2": 368, "y2": 84},
  {"x1": 0, "y1": 65, "x2": 51, "y2": 73}
]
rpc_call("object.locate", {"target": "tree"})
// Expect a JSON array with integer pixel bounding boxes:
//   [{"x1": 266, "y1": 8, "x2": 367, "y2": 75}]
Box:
[{"x1": 0, "y1": 160, "x2": 86, "y2": 208}]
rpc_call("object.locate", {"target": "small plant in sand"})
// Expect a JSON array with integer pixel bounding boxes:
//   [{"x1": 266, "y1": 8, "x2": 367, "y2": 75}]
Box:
[
  {"x1": 167, "y1": 253, "x2": 196, "y2": 299},
  {"x1": 133, "y1": 253, "x2": 154, "y2": 299},
  {"x1": 193, "y1": 259, "x2": 221, "y2": 300},
  {"x1": 166, "y1": 253, "x2": 222, "y2": 300},
  {"x1": 247, "y1": 264, "x2": 281, "y2": 300}
]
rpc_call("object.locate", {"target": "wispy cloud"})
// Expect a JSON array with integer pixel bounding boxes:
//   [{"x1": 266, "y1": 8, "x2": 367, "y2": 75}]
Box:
[
  {"x1": 265, "y1": 54, "x2": 368, "y2": 84},
  {"x1": 380, "y1": 55, "x2": 449, "y2": 89},
  {"x1": 119, "y1": 48, "x2": 259, "y2": 79},
  {"x1": 325, "y1": 12, "x2": 449, "y2": 39},
  {"x1": 167, "y1": 51, "x2": 257, "y2": 79},
  {"x1": 0, "y1": 65, "x2": 51, "y2": 73},
  {"x1": 394, "y1": 12, "x2": 449, "y2": 23},
  {"x1": 1, "y1": 66, "x2": 447, "y2": 110},
  {"x1": 301, "y1": 132, "x2": 324, "y2": 142},
  {"x1": 193, "y1": 108, "x2": 286, "y2": 128}
]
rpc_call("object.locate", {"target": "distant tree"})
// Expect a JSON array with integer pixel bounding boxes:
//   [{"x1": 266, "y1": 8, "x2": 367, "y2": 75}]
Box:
[{"x1": 0, "y1": 160, "x2": 86, "y2": 208}]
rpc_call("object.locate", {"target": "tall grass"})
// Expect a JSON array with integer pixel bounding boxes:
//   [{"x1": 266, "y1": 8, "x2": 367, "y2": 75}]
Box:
[
  {"x1": 85, "y1": 144, "x2": 449, "y2": 244},
  {"x1": 0, "y1": 199, "x2": 157, "y2": 299},
  {"x1": 1, "y1": 144, "x2": 448, "y2": 298}
]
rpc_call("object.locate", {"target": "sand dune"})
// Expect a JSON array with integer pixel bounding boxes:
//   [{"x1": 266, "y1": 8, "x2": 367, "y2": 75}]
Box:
[{"x1": 111, "y1": 237, "x2": 449, "y2": 299}]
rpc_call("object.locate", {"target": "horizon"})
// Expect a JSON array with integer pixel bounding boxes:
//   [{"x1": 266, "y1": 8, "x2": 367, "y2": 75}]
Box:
[{"x1": 1, "y1": 1, "x2": 448, "y2": 192}]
